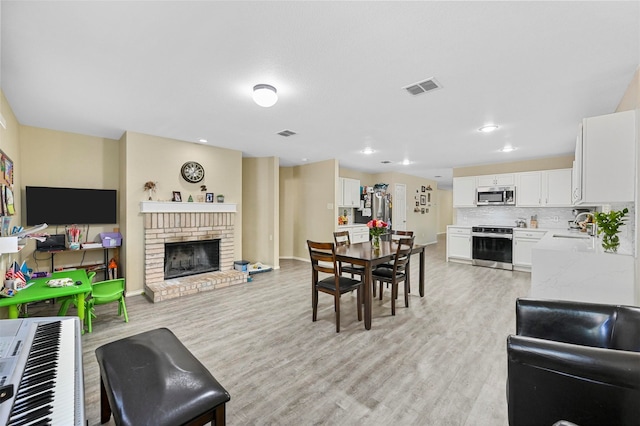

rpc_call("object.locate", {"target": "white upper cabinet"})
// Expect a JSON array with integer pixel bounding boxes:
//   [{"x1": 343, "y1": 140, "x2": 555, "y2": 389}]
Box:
[
  {"x1": 339, "y1": 177, "x2": 361, "y2": 207},
  {"x1": 516, "y1": 169, "x2": 572, "y2": 207},
  {"x1": 476, "y1": 173, "x2": 515, "y2": 187},
  {"x1": 452, "y1": 176, "x2": 477, "y2": 207},
  {"x1": 544, "y1": 169, "x2": 572, "y2": 206},
  {"x1": 574, "y1": 110, "x2": 636, "y2": 205}
]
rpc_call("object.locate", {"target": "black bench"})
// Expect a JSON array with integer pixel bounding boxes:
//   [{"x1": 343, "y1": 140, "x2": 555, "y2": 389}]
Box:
[{"x1": 95, "y1": 328, "x2": 230, "y2": 426}]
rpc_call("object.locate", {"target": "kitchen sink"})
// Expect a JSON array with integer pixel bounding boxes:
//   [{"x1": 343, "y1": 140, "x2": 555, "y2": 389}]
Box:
[{"x1": 552, "y1": 233, "x2": 592, "y2": 240}]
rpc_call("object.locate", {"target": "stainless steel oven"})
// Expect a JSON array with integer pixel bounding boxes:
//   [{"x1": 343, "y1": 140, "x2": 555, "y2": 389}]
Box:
[{"x1": 471, "y1": 225, "x2": 513, "y2": 270}]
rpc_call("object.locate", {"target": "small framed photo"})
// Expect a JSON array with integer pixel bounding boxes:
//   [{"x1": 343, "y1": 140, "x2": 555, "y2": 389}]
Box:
[
  {"x1": 205, "y1": 193, "x2": 214, "y2": 203},
  {"x1": 427, "y1": 193, "x2": 431, "y2": 203},
  {"x1": 415, "y1": 201, "x2": 419, "y2": 207},
  {"x1": 421, "y1": 208, "x2": 425, "y2": 214},
  {"x1": 420, "y1": 195, "x2": 426, "y2": 205},
  {"x1": 172, "y1": 191, "x2": 182, "y2": 202},
  {"x1": 421, "y1": 185, "x2": 426, "y2": 192}
]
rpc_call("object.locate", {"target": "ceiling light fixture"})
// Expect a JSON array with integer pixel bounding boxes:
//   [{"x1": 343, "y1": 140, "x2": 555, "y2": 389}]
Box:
[
  {"x1": 401, "y1": 159, "x2": 411, "y2": 166},
  {"x1": 252, "y1": 84, "x2": 278, "y2": 107},
  {"x1": 361, "y1": 147, "x2": 375, "y2": 155},
  {"x1": 478, "y1": 124, "x2": 499, "y2": 133},
  {"x1": 500, "y1": 146, "x2": 517, "y2": 152},
  {"x1": 197, "y1": 138, "x2": 208, "y2": 143}
]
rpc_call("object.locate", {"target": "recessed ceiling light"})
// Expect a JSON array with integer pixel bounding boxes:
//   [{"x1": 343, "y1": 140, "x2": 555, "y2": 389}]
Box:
[
  {"x1": 479, "y1": 124, "x2": 499, "y2": 133},
  {"x1": 361, "y1": 147, "x2": 375, "y2": 155},
  {"x1": 500, "y1": 146, "x2": 517, "y2": 152},
  {"x1": 301, "y1": 158, "x2": 308, "y2": 162},
  {"x1": 197, "y1": 138, "x2": 208, "y2": 143},
  {"x1": 401, "y1": 159, "x2": 411, "y2": 166}
]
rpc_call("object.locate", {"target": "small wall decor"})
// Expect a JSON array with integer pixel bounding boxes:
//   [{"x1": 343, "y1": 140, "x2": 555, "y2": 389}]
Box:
[
  {"x1": 421, "y1": 185, "x2": 426, "y2": 192},
  {"x1": 415, "y1": 201, "x2": 419, "y2": 207},
  {"x1": 427, "y1": 193, "x2": 431, "y2": 203},
  {"x1": 421, "y1": 208, "x2": 425, "y2": 214},
  {"x1": 426, "y1": 185, "x2": 432, "y2": 191},
  {"x1": 172, "y1": 191, "x2": 182, "y2": 202},
  {"x1": 205, "y1": 193, "x2": 214, "y2": 203},
  {"x1": 420, "y1": 195, "x2": 426, "y2": 205}
]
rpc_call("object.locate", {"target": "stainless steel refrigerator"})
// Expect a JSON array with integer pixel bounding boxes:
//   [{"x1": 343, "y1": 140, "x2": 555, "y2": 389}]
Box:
[{"x1": 371, "y1": 185, "x2": 392, "y2": 239}]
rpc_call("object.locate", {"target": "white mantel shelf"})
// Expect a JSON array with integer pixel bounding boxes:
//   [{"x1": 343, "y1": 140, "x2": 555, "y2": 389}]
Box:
[{"x1": 140, "y1": 201, "x2": 237, "y2": 213}]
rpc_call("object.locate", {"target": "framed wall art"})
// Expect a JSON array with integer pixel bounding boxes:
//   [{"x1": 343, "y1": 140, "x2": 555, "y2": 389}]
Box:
[
  {"x1": 420, "y1": 195, "x2": 426, "y2": 205},
  {"x1": 172, "y1": 191, "x2": 182, "y2": 202}
]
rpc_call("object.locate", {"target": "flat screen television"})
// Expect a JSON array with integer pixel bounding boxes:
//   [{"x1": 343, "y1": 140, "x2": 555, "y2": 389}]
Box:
[{"x1": 26, "y1": 186, "x2": 117, "y2": 226}]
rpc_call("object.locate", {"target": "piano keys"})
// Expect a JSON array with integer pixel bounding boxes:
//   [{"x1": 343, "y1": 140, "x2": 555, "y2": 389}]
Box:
[{"x1": 0, "y1": 317, "x2": 85, "y2": 426}]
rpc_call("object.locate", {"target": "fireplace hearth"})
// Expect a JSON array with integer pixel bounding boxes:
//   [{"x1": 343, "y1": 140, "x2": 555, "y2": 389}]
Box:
[{"x1": 164, "y1": 239, "x2": 220, "y2": 279}]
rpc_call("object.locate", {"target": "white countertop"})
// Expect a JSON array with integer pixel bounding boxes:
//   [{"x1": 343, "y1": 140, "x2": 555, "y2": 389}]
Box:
[
  {"x1": 534, "y1": 230, "x2": 632, "y2": 256},
  {"x1": 338, "y1": 224, "x2": 368, "y2": 228}
]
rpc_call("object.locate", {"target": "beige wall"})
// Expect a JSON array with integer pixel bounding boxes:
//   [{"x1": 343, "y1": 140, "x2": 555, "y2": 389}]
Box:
[
  {"x1": 438, "y1": 189, "x2": 453, "y2": 234},
  {"x1": 0, "y1": 91, "x2": 21, "y2": 318},
  {"x1": 453, "y1": 155, "x2": 574, "y2": 178},
  {"x1": 122, "y1": 132, "x2": 243, "y2": 294},
  {"x1": 18, "y1": 126, "x2": 120, "y2": 272},
  {"x1": 279, "y1": 159, "x2": 338, "y2": 261},
  {"x1": 243, "y1": 157, "x2": 279, "y2": 269}
]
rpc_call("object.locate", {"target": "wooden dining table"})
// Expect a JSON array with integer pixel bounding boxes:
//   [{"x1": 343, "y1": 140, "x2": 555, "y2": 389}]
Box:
[{"x1": 335, "y1": 240, "x2": 426, "y2": 330}]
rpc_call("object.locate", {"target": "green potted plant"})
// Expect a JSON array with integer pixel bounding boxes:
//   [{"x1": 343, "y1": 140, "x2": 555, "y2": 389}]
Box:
[
  {"x1": 594, "y1": 207, "x2": 628, "y2": 253},
  {"x1": 217, "y1": 194, "x2": 225, "y2": 203}
]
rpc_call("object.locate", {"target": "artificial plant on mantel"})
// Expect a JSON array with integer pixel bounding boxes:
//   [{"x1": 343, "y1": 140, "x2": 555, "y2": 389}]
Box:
[{"x1": 594, "y1": 207, "x2": 628, "y2": 253}]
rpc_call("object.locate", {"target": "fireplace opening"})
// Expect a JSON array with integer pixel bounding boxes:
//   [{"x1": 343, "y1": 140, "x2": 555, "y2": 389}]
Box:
[{"x1": 164, "y1": 239, "x2": 220, "y2": 279}]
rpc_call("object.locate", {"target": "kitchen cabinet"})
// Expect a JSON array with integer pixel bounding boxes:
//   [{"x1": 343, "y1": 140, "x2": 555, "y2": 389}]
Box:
[
  {"x1": 339, "y1": 224, "x2": 369, "y2": 244},
  {"x1": 573, "y1": 110, "x2": 635, "y2": 205},
  {"x1": 476, "y1": 173, "x2": 514, "y2": 187},
  {"x1": 446, "y1": 226, "x2": 471, "y2": 262},
  {"x1": 516, "y1": 169, "x2": 572, "y2": 207},
  {"x1": 513, "y1": 229, "x2": 547, "y2": 270},
  {"x1": 452, "y1": 177, "x2": 476, "y2": 207},
  {"x1": 339, "y1": 177, "x2": 361, "y2": 207}
]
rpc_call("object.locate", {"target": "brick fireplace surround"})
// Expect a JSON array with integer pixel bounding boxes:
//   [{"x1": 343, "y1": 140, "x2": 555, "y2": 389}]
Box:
[{"x1": 141, "y1": 202, "x2": 246, "y2": 302}]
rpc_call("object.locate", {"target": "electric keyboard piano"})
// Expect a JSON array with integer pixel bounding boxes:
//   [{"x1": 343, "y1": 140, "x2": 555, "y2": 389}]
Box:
[{"x1": 0, "y1": 317, "x2": 85, "y2": 426}]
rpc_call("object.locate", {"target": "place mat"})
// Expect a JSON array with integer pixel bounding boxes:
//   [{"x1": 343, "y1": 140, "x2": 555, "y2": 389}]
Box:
[{"x1": 46, "y1": 278, "x2": 75, "y2": 287}]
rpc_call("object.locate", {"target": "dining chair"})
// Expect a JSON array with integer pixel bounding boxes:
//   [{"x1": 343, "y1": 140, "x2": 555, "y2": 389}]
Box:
[
  {"x1": 57, "y1": 270, "x2": 97, "y2": 316},
  {"x1": 374, "y1": 230, "x2": 414, "y2": 296},
  {"x1": 372, "y1": 236, "x2": 414, "y2": 315},
  {"x1": 307, "y1": 240, "x2": 363, "y2": 333},
  {"x1": 86, "y1": 278, "x2": 129, "y2": 333},
  {"x1": 333, "y1": 231, "x2": 365, "y2": 279}
]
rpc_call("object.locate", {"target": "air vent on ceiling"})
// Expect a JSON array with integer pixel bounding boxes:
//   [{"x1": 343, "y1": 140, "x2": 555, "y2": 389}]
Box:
[
  {"x1": 403, "y1": 77, "x2": 442, "y2": 96},
  {"x1": 380, "y1": 160, "x2": 392, "y2": 164},
  {"x1": 277, "y1": 129, "x2": 297, "y2": 137}
]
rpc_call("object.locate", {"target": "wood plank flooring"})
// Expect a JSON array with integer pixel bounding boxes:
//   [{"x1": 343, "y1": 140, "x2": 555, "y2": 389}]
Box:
[{"x1": 27, "y1": 235, "x2": 531, "y2": 425}]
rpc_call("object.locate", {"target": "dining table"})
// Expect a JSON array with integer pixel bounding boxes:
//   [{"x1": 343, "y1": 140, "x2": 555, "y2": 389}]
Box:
[
  {"x1": 0, "y1": 269, "x2": 92, "y2": 321},
  {"x1": 335, "y1": 240, "x2": 426, "y2": 330}
]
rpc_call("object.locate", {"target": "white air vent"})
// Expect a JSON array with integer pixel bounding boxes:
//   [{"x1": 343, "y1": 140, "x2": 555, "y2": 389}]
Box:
[
  {"x1": 403, "y1": 78, "x2": 442, "y2": 96},
  {"x1": 277, "y1": 129, "x2": 296, "y2": 137},
  {"x1": 380, "y1": 160, "x2": 392, "y2": 164}
]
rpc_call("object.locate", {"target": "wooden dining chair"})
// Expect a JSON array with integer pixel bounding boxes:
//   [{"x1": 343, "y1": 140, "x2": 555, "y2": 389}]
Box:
[
  {"x1": 374, "y1": 230, "x2": 414, "y2": 296},
  {"x1": 307, "y1": 240, "x2": 363, "y2": 333},
  {"x1": 372, "y1": 236, "x2": 414, "y2": 315},
  {"x1": 333, "y1": 231, "x2": 365, "y2": 279}
]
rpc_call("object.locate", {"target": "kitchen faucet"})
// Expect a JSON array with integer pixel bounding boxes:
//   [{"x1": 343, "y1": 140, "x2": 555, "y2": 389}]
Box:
[{"x1": 574, "y1": 212, "x2": 595, "y2": 235}]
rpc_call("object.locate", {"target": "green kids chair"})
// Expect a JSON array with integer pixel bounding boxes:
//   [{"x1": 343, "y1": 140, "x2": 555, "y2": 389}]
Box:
[
  {"x1": 57, "y1": 271, "x2": 97, "y2": 316},
  {"x1": 86, "y1": 278, "x2": 129, "y2": 333}
]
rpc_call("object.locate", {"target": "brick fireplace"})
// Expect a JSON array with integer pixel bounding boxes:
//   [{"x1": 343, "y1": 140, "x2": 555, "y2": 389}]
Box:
[{"x1": 141, "y1": 202, "x2": 246, "y2": 302}]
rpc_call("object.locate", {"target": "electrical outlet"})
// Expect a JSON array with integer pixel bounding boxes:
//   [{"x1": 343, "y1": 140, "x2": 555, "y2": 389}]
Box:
[{"x1": 552, "y1": 216, "x2": 558, "y2": 222}]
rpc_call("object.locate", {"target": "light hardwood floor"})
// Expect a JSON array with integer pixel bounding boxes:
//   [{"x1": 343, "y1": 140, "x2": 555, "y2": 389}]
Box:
[{"x1": 28, "y1": 235, "x2": 531, "y2": 425}]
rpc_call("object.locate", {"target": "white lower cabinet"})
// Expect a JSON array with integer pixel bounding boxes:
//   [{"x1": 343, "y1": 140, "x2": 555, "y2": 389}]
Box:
[
  {"x1": 447, "y1": 226, "x2": 471, "y2": 262},
  {"x1": 350, "y1": 226, "x2": 369, "y2": 244},
  {"x1": 513, "y1": 230, "x2": 547, "y2": 270}
]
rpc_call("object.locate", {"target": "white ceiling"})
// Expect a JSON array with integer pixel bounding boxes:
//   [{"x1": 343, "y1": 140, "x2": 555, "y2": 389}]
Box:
[{"x1": 2, "y1": 1, "x2": 639, "y2": 189}]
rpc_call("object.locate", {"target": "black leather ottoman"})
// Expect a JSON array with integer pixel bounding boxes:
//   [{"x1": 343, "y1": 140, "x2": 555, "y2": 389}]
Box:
[{"x1": 95, "y1": 328, "x2": 230, "y2": 426}]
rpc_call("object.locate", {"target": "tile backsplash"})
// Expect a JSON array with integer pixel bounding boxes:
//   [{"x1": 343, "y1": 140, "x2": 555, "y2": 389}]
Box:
[{"x1": 455, "y1": 203, "x2": 635, "y2": 256}]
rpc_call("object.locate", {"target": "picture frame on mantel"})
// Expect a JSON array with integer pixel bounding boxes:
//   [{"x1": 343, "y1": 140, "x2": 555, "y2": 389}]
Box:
[
  {"x1": 172, "y1": 191, "x2": 182, "y2": 202},
  {"x1": 205, "y1": 193, "x2": 214, "y2": 203}
]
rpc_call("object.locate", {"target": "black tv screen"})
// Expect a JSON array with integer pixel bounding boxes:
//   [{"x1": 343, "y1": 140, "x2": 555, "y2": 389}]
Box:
[{"x1": 26, "y1": 186, "x2": 117, "y2": 226}]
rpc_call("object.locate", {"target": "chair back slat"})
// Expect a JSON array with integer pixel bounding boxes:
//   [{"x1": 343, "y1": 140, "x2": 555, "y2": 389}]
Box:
[
  {"x1": 390, "y1": 230, "x2": 414, "y2": 241},
  {"x1": 333, "y1": 230, "x2": 351, "y2": 247},
  {"x1": 393, "y1": 236, "x2": 414, "y2": 274},
  {"x1": 307, "y1": 240, "x2": 338, "y2": 276}
]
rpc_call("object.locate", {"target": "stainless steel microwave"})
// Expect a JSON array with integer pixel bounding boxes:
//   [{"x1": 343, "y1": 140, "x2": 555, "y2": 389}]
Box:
[{"x1": 476, "y1": 186, "x2": 516, "y2": 205}]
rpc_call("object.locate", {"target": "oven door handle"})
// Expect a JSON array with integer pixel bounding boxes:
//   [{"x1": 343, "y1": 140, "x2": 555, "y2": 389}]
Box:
[{"x1": 471, "y1": 232, "x2": 513, "y2": 240}]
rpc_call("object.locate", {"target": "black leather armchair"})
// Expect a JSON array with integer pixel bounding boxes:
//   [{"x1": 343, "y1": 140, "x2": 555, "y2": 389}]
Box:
[{"x1": 507, "y1": 298, "x2": 640, "y2": 426}]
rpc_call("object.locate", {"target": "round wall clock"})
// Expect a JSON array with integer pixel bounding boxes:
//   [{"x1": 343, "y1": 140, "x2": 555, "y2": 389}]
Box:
[{"x1": 180, "y1": 161, "x2": 205, "y2": 183}]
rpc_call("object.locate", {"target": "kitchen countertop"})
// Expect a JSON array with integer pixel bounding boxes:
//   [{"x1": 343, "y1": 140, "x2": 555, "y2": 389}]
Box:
[{"x1": 535, "y1": 230, "x2": 632, "y2": 256}]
